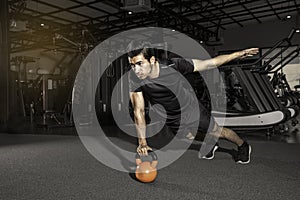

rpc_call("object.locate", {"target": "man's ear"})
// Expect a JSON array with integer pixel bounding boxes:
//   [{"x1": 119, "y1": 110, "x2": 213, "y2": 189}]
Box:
[{"x1": 150, "y1": 56, "x2": 156, "y2": 64}]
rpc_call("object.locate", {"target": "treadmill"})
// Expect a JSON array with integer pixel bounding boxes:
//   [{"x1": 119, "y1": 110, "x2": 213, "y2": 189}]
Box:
[{"x1": 213, "y1": 29, "x2": 299, "y2": 131}]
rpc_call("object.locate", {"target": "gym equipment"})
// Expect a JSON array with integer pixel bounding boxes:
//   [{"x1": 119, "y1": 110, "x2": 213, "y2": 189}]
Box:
[
  {"x1": 135, "y1": 150, "x2": 158, "y2": 183},
  {"x1": 10, "y1": 56, "x2": 39, "y2": 117},
  {"x1": 212, "y1": 29, "x2": 299, "y2": 133},
  {"x1": 259, "y1": 36, "x2": 299, "y2": 126},
  {"x1": 34, "y1": 68, "x2": 75, "y2": 128},
  {"x1": 36, "y1": 70, "x2": 62, "y2": 127},
  {"x1": 266, "y1": 48, "x2": 300, "y2": 127},
  {"x1": 214, "y1": 65, "x2": 289, "y2": 129},
  {"x1": 33, "y1": 32, "x2": 96, "y2": 128}
]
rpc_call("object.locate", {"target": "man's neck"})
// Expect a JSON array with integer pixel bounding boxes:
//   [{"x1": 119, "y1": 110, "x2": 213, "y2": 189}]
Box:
[{"x1": 148, "y1": 62, "x2": 160, "y2": 79}]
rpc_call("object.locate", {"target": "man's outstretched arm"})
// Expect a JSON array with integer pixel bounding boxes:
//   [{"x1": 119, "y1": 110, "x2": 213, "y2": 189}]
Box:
[
  {"x1": 193, "y1": 48, "x2": 259, "y2": 72},
  {"x1": 130, "y1": 91, "x2": 152, "y2": 156}
]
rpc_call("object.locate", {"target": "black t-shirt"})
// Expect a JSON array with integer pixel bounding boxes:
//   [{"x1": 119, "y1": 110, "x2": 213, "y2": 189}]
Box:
[{"x1": 129, "y1": 58, "x2": 200, "y2": 128}]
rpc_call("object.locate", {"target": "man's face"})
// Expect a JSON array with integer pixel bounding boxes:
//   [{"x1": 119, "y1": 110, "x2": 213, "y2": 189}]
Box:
[{"x1": 128, "y1": 53, "x2": 152, "y2": 80}]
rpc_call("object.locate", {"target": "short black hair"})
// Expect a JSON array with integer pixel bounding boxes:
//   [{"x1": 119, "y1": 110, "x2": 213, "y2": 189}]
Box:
[{"x1": 127, "y1": 40, "x2": 156, "y2": 61}]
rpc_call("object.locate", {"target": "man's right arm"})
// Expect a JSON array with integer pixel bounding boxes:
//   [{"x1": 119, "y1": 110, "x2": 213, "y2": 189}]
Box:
[{"x1": 130, "y1": 91, "x2": 152, "y2": 155}]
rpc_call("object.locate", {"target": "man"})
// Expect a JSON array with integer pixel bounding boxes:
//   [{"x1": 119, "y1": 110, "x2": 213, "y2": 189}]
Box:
[{"x1": 127, "y1": 40, "x2": 259, "y2": 164}]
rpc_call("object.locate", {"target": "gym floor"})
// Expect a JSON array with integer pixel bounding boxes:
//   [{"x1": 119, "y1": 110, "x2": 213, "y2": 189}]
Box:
[{"x1": 1, "y1": 115, "x2": 300, "y2": 200}]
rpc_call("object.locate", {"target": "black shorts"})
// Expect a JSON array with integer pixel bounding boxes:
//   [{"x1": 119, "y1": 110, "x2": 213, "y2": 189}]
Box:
[{"x1": 167, "y1": 102, "x2": 215, "y2": 136}]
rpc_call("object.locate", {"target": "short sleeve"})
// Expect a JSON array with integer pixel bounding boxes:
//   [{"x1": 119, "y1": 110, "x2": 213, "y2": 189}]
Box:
[{"x1": 170, "y1": 58, "x2": 194, "y2": 75}]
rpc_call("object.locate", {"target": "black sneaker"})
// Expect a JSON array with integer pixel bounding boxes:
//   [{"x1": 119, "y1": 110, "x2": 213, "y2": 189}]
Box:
[
  {"x1": 199, "y1": 144, "x2": 219, "y2": 160},
  {"x1": 236, "y1": 142, "x2": 252, "y2": 164}
]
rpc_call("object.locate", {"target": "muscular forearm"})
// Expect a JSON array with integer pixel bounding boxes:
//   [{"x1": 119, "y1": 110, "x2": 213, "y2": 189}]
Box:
[
  {"x1": 193, "y1": 51, "x2": 243, "y2": 71},
  {"x1": 134, "y1": 110, "x2": 147, "y2": 146},
  {"x1": 130, "y1": 92, "x2": 152, "y2": 155},
  {"x1": 211, "y1": 51, "x2": 244, "y2": 67}
]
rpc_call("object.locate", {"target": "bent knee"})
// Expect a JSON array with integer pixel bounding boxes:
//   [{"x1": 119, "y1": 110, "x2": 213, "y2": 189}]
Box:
[{"x1": 208, "y1": 123, "x2": 222, "y2": 137}]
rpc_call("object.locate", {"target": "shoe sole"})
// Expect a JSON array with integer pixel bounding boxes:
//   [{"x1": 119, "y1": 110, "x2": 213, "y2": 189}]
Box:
[
  {"x1": 200, "y1": 145, "x2": 218, "y2": 160},
  {"x1": 236, "y1": 145, "x2": 252, "y2": 164}
]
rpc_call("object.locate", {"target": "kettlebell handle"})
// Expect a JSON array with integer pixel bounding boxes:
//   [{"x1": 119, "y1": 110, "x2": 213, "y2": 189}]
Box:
[
  {"x1": 135, "y1": 150, "x2": 158, "y2": 168},
  {"x1": 135, "y1": 150, "x2": 158, "y2": 160}
]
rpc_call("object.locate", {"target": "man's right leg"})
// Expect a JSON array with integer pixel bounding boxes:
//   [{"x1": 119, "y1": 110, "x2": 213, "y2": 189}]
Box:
[
  {"x1": 194, "y1": 102, "x2": 251, "y2": 163},
  {"x1": 199, "y1": 122, "x2": 251, "y2": 164},
  {"x1": 209, "y1": 123, "x2": 243, "y2": 146}
]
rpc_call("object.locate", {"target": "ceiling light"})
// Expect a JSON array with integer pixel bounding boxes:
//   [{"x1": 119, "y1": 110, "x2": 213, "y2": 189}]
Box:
[
  {"x1": 200, "y1": 41, "x2": 203, "y2": 44},
  {"x1": 128, "y1": 11, "x2": 132, "y2": 15},
  {"x1": 296, "y1": 29, "x2": 300, "y2": 33},
  {"x1": 286, "y1": 15, "x2": 291, "y2": 19},
  {"x1": 40, "y1": 23, "x2": 44, "y2": 27}
]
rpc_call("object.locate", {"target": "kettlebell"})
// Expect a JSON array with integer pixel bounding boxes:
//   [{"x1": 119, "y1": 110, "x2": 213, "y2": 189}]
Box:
[{"x1": 135, "y1": 150, "x2": 158, "y2": 183}]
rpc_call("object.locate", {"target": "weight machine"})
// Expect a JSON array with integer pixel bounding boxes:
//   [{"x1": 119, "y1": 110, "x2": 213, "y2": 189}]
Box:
[
  {"x1": 36, "y1": 29, "x2": 96, "y2": 128},
  {"x1": 10, "y1": 56, "x2": 39, "y2": 118}
]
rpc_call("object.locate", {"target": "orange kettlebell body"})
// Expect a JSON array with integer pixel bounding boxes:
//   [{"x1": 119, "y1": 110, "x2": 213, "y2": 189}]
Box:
[
  {"x1": 135, "y1": 161, "x2": 157, "y2": 183},
  {"x1": 135, "y1": 151, "x2": 158, "y2": 183}
]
